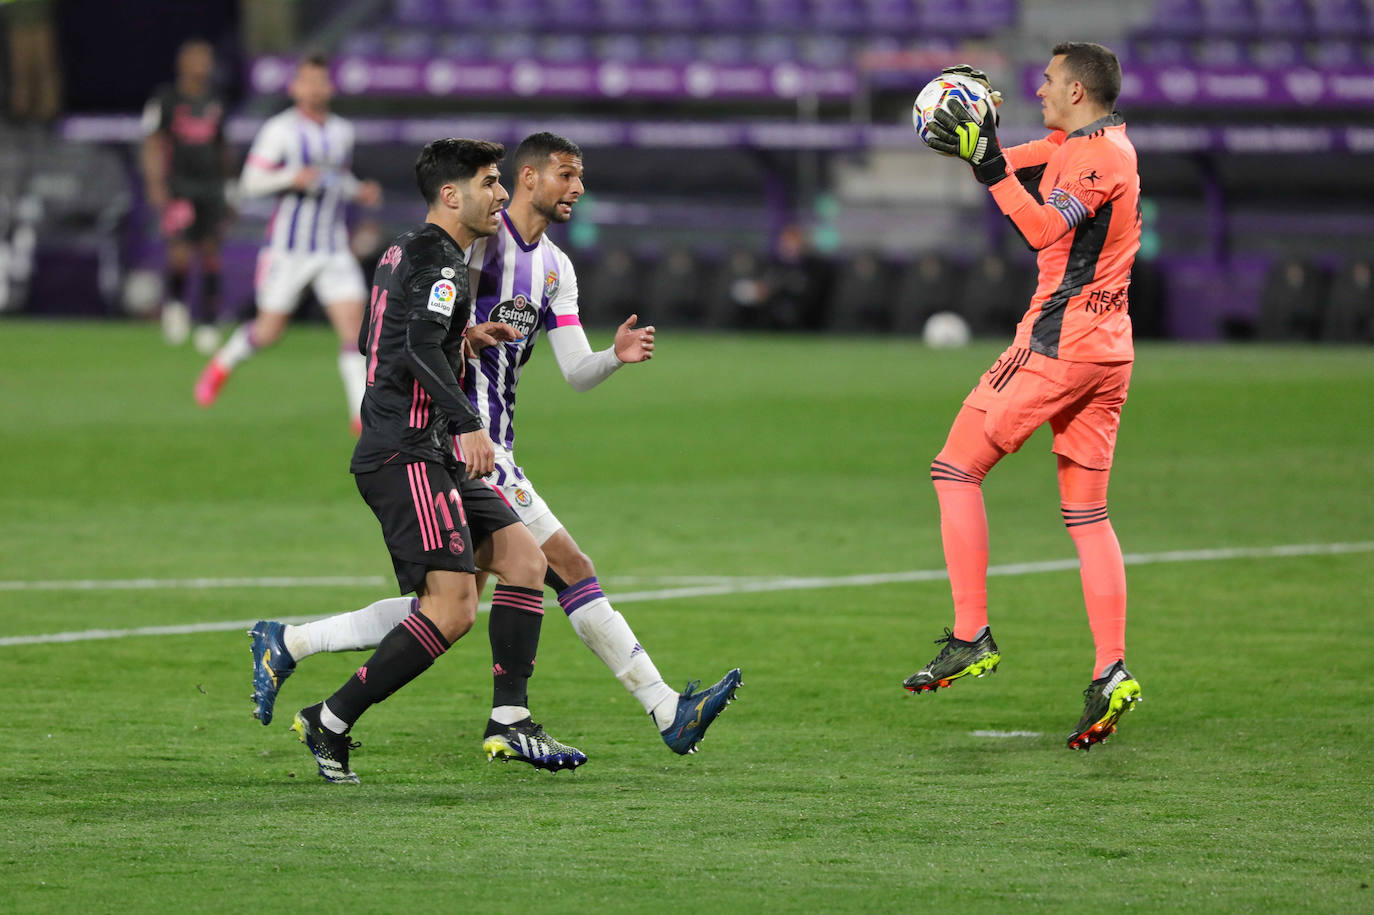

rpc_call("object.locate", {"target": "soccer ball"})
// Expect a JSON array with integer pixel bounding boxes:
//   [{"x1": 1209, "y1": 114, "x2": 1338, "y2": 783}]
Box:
[
  {"x1": 911, "y1": 73, "x2": 991, "y2": 150},
  {"x1": 922, "y1": 311, "x2": 972, "y2": 348}
]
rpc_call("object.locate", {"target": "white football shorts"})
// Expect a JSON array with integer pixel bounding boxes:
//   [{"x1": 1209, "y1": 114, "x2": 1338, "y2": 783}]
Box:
[
  {"x1": 482, "y1": 445, "x2": 563, "y2": 546},
  {"x1": 255, "y1": 248, "x2": 368, "y2": 314}
]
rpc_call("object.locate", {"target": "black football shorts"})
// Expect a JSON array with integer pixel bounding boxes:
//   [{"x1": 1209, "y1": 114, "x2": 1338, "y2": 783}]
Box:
[{"x1": 355, "y1": 460, "x2": 521, "y2": 594}]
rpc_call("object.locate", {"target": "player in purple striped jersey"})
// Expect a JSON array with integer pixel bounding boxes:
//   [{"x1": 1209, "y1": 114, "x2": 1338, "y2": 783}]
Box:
[
  {"x1": 465, "y1": 132, "x2": 740, "y2": 754},
  {"x1": 194, "y1": 53, "x2": 382, "y2": 433},
  {"x1": 250, "y1": 133, "x2": 740, "y2": 756}
]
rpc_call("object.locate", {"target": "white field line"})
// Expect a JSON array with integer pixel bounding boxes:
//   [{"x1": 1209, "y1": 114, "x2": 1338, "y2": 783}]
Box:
[
  {"x1": 1, "y1": 540, "x2": 1370, "y2": 648},
  {"x1": 0, "y1": 575, "x2": 390, "y2": 593}
]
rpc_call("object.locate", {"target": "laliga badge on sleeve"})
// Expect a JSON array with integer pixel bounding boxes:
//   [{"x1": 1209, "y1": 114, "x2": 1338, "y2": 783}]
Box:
[{"x1": 428, "y1": 279, "x2": 457, "y2": 316}]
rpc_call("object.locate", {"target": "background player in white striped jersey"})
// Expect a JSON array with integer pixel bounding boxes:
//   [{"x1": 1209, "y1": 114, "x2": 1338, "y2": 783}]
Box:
[
  {"x1": 194, "y1": 53, "x2": 382, "y2": 433},
  {"x1": 250, "y1": 133, "x2": 740, "y2": 756}
]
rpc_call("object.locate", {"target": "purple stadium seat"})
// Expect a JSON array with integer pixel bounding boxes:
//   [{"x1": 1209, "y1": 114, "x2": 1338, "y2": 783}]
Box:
[
  {"x1": 965, "y1": 0, "x2": 1018, "y2": 32},
  {"x1": 650, "y1": 33, "x2": 698, "y2": 62},
  {"x1": 1128, "y1": 36, "x2": 1192, "y2": 65},
  {"x1": 812, "y1": 0, "x2": 867, "y2": 34},
  {"x1": 390, "y1": 30, "x2": 436, "y2": 59},
  {"x1": 699, "y1": 34, "x2": 751, "y2": 64},
  {"x1": 440, "y1": 0, "x2": 495, "y2": 26},
  {"x1": 1145, "y1": 0, "x2": 1206, "y2": 38},
  {"x1": 799, "y1": 35, "x2": 852, "y2": 67},
  {"x1": 490, "y1": 0, "x2": 547, "y2": 29},
  {"x1": 489, "y1": 32, "x2": 540, "y2": 60},
  {"x1": 753, "y1": 34, "x2": 802, "y2": 64},
  {"x1": 436, "y1": 32, "x2": 489, "y2": 61},
  {"x1": 1250, "y1": 37, "x2": 1303, "y2": 67},
  {"x1": 394, "y1": 0, "x2": 443, "y2": 26},
  {"x1": 546, "y1": 0, "x2": 603, "y2": 30},
  {"x1": 647, "y1": 0, "x2": 703, "y2": 31},
  {"x1": 757, "y1": 0, "x2": 808, "y2": 31},
  {"x1": 596, "y1": 33, "x2": 647, "y2": 62},
  {"x1": 539, "y1": 34, "x2": 591, "y2": 61},
  {"x1": 339, "y1": 32, "x2": 385, "y2": 57},
  {"x1": 1202, "y1": 0, "x2": 1258, "y2": 37},
  {"x1": 1311, "y1": 0, "x2": 1372, "y2": 38},
  {"x1": 1308, "y1": 36, "x2": 1363, "y2": 65},
  {"x1": 1193, "y1": 36, "x2": 1248, "y2": 65},
  {"x1": 702, "y1": 0, "x2": 759, "y2": 30},
  {"x1": 1255, "y1": 0, "x2": 1312, "y2": 36},
  {"x1": 597, "y1": 0, "x2": 652, "y2": 31},
  {"x1": 916, "y1": 0, "x2": 972, "y2": 37},
  {"x1": 864, "y1": 0, "x2": 919, "y2": 34}
]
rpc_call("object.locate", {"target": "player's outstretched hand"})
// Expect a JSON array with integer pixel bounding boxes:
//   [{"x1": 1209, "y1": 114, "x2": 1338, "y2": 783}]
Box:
[
  {"x1": 356, "y1": 180, "x2": 383, "y2": 208},
  {"x1": 458, "y1": 427, "x2": 496, "y2": 479},
  {"x1": 940, "y1": 64, "x2": 1004, "y2": 123},
  {"x1": 613, "y1": 314, "x2": 655, "y2": 363},
  {"x1": 463, "y1": 321, "x2": 523, "y2": 359},
  {"x1": 291, "y1": 166, "x2": 321, "y2": 192},
  {"x1": 927, "y1": 97, "x2": 1008, "y2": 187}
]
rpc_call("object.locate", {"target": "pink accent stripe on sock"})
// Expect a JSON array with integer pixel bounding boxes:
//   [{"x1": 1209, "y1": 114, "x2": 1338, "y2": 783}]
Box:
[
  {"x1": 558, "y1": 581, "x2": 603, "y2": 606},
  {"x1": 401, "y1": 614, "x2": 445, "y2": 659},
  {"x1": 493, "y1": 589, "x2": 545, "y2": 615}
]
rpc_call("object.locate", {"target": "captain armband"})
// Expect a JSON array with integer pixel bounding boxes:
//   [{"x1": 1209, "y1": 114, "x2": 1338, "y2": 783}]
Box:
[{"x1": 1047, "y1": 187, "x2": 1090, "y2": 230}]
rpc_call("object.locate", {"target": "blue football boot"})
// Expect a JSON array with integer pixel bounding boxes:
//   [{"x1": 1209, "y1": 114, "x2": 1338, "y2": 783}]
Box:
[
  {"x1": 249, "y1": 620, "x2": 295, "y2": 725},
  {"x1": 661, "y1": 668, "x2": 742, "y2": 755}
]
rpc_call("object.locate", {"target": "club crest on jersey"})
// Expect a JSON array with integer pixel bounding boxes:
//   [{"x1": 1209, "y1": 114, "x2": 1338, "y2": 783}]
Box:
[
  {"x1": 428, "y1": 279, "x2": 457, "y2": 316},
  {"x1": 513, "y1": 487, "x2": 533, "y2": 507},
  {"x1": 492, "y1": 294, "x2": 539, "y2": 338},
  {"x1": 441, "y1": 266, "x2": 456, "y2": 279},
  {"x1": 543, "y1": 270, "x2": 559, "y2": 298}
]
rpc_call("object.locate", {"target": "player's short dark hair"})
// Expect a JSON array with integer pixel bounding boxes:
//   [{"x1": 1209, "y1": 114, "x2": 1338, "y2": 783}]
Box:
[
  {"x1": 298, "y1": 51, "x2": 330, "y2": 72},
  {"x1": 415, "y1": 138, "x2": 506, "y2": 204},
  {"x1": 512, "y1": 132, "x2": 583, "y2": 173},
  {"x1": 1051, "y1": 41, "x2": 1121, "y2": 109}
]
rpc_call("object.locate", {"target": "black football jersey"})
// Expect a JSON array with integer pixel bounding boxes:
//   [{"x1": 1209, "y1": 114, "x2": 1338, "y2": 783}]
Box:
[
  {"x1": 142, "y1": 85, "x2": 225, "y2": 198},
  {"x1": 350, "y1": 223, "x2": 485, "y2": 473}
]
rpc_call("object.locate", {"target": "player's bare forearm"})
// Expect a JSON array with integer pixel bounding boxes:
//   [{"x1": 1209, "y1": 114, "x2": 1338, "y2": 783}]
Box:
[{"x1": 141, "y1": 135, "x2": 169, "y2": 206}]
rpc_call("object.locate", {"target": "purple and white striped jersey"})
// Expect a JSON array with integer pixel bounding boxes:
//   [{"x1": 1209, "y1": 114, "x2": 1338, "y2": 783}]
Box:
[
  {"x1": 241, "y1": 108, "x2": 357, "y2": 254},
  {"x1": 464, "y1": 211, "x2": 580, "y2": 450}
]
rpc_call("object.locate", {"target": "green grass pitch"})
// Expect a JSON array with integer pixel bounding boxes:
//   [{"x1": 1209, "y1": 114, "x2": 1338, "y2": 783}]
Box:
[{"x1": 2, "y1": 320, "x2": 1371, "y2": 911}]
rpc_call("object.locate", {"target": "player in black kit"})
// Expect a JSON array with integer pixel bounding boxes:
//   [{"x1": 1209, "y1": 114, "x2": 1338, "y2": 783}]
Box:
[
  {"x1": 141, "y1": 40, "x2": 232, "y2": 352},
  {"x1": 291, "y1": 138, "x2": 586, "y2": 782}
]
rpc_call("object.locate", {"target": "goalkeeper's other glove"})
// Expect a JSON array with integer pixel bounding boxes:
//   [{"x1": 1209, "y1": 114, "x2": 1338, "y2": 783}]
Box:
[
  {"x1": 939, "y1": 64, "x2": 1003, "y2": 125},
  {"x1": 926, "y1": 97, "x2": 1008, "y2": 186}
]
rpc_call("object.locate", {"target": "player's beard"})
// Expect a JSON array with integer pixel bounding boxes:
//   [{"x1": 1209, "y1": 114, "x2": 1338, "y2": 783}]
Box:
[{"x1": 534, "y1": 196, "x2": 573, "y2": 224}]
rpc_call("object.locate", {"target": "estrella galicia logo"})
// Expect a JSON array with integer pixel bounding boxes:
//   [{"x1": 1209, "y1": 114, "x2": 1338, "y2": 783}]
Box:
[{"x1": 492, "y1": 294, "x2": 539, "y2": 338}]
